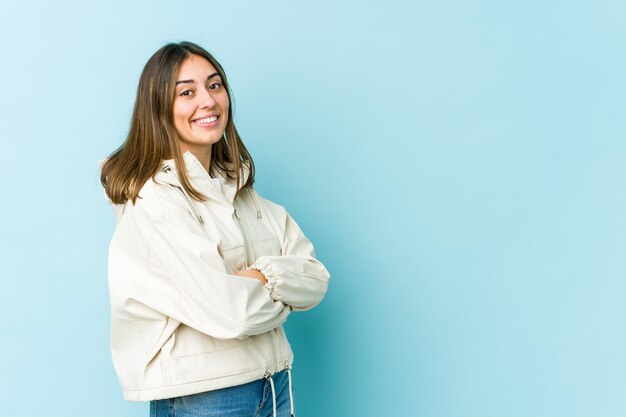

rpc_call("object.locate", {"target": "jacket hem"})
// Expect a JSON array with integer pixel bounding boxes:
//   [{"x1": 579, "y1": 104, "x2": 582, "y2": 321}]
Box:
[{"x1": 121, "y1": 360, "x2": 292, "y2": 402}]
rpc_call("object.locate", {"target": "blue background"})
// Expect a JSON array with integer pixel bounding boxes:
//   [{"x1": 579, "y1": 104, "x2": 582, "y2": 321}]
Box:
[{"x1": 1, "y1": 1, "x2": 625, "y2": 416}]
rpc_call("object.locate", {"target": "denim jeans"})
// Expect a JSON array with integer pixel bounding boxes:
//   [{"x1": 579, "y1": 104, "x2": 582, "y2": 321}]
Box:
[{"x1": 150, "y1": 370, "x2": 294, "y2": 417}]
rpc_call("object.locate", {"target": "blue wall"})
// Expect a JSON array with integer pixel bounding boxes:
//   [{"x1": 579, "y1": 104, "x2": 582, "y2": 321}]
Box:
[{"x1": 1, "y1": 1, "x2": 625, "y2": 416}]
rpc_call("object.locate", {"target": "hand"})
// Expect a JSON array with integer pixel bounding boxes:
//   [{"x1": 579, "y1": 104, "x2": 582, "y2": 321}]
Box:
[{"x1": 234, "y1": 268, "x2": 268, "y2": 285}]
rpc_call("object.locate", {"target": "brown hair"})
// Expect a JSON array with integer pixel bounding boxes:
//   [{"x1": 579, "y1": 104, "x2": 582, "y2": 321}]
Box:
[{"x1": 100, "y1": 41, "x2": 254, "y2": 204}]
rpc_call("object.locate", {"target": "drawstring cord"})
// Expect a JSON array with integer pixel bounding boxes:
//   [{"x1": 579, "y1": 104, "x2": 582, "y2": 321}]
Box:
[
  {"x1": 245, "y1": 187, "x2": 263, "y2": 219},
  {"x1": 287, "y1": 365, "x2": 295, "y2": 417},
  {"x1": 268, "y1": 373, "x2": 277, "y2": 417},
  {"x1": 265, "y1": 365, "x2": 295, "y2": 417}
]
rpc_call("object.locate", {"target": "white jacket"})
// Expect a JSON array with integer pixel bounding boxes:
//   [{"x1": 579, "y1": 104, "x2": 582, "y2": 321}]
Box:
[{"x1": 106, "y1": 152, "x2": 330, "y2": 401}]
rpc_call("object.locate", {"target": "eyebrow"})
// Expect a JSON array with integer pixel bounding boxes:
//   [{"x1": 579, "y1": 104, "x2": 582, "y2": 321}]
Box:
[{"x1": 176, "y1": 72, "x2": 220, "y2": 85}]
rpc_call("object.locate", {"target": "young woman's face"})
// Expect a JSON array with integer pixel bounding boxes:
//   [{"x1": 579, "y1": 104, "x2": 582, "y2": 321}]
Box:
[{"x1": 172, "y1": 54, "x2": 229, "y2": 155}]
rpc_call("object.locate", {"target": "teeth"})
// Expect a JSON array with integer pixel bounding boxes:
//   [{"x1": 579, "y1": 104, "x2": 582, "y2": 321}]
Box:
[{"x1": 194, "y1": 116, "x2": 217, "y2": 124}]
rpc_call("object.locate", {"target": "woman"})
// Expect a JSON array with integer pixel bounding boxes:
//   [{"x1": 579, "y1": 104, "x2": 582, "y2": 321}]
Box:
[{"x1": 100, "y1": 41, "x2": 330, "y2": 417}]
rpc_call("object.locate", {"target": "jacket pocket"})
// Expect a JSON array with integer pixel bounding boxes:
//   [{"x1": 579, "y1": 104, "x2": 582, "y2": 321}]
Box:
[
  {"x1": 219, "y1": 243, "x2": 245, "y2": 272},
  {"x1": 251, "y1": 237, "x2": 281, "y2": 258},
  {"x1": 171, "y1": 324, "x2": 254, "y2": 358}
]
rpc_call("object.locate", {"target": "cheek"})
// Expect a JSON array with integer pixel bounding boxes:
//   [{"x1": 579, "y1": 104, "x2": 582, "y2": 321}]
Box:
[
  {"x1": 221, "y1": 94, "x2": 230, "y2": 115},
  {"x1": 173, "y1": 103, "x2": 192, "y2": 128}
]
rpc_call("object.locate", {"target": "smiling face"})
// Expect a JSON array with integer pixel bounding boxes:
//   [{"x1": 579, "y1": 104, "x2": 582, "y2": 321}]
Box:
[{"x1": 172, "y1": 54, "x2": 230, "y2": 166}]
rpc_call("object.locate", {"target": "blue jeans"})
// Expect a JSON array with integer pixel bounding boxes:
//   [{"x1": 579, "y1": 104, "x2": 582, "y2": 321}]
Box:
[{"x1": 150, "y1": 370, "x2": 294, "y2": 417}]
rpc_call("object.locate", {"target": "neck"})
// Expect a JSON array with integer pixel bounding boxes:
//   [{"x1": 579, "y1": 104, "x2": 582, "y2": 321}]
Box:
[{"x1": 182, "y1": 146, "x2": 212, "y2": 172}]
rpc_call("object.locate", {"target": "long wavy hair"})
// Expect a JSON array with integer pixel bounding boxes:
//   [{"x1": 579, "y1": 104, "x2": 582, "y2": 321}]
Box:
[{"x1": 101, "y1": 41, "x2": 254, "y2": 204}]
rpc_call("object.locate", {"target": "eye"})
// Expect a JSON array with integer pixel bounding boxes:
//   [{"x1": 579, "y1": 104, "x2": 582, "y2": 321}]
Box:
[
  {"x1": 209, "y1": 82, "x2": 222, "y2": 90},
  {"x1": 180, "y1": 89, "x2": 194, "y2": 97}
]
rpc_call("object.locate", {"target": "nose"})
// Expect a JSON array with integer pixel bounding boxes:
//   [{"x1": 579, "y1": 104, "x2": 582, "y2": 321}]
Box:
[{"x1": 199, "y1": 88, "x2": 216, "y2": 109}]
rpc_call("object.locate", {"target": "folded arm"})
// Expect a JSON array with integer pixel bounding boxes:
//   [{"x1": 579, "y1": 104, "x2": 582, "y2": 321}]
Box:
[
  {"x1": 115, "y1": 205, "x2": 290, "y2": 340},
  {"x1": 250, "y1": 199, "x2": 330, "y2": 311}
]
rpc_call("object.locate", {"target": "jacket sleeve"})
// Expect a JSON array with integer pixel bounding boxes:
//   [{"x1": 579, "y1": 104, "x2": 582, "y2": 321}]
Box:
[
  {"x1": 120, "y1": 205, "x2": 290, "y2": 340},
  {"x1": 249, "y1": 199, "x2": 330, "y2": 311}
]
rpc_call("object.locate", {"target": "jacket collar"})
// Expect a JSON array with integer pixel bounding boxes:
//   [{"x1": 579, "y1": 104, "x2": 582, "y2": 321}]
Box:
[{"x1": 157, "y1": 151, "x2": 249, "y2": 205}]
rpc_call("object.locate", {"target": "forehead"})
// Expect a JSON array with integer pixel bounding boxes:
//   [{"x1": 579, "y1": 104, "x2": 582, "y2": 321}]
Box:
[{"x1": 177, "y1": 54, "x2": 219, "y2": 80}]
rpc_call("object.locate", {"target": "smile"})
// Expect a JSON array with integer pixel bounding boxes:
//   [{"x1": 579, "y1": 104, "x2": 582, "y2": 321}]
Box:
[{"x1": 192, "y1": 115, "x2": 219, "y2": 125}]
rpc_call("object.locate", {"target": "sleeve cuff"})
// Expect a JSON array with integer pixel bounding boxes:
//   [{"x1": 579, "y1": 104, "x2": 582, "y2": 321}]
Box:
[{"x1": 249, "y1": 258, "x2": 283, "y2": 301}]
